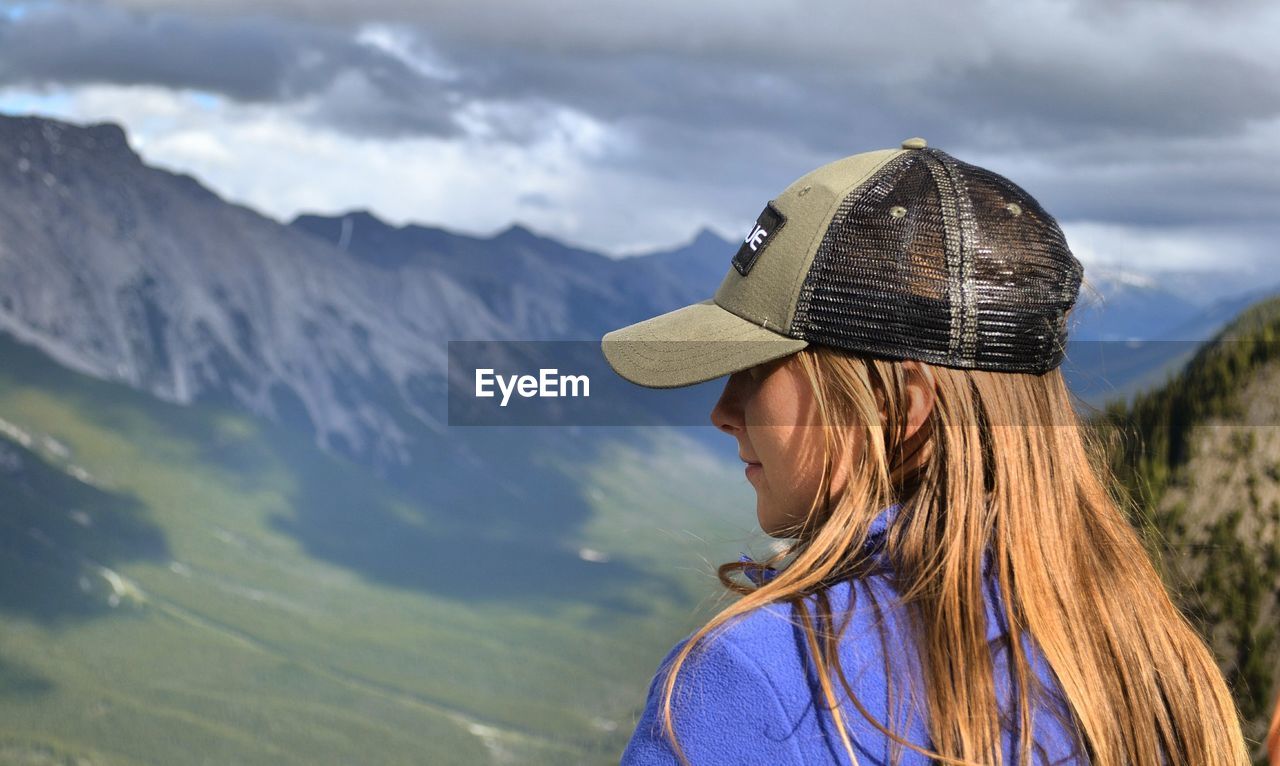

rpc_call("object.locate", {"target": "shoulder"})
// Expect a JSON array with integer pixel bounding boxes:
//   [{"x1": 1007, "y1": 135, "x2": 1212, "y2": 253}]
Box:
[
  {"x1": 620, "y1": 606, "x2": 811, "y2": 765},
  {"x1": 718, "y1": 574, "x2": 908, "y2": 658},
  {"x1": 679, "y1": 573, "x2": 912, "y2": 692},
  {"x1": 640, "y1": 598, "x2": 811, "y2": 718},
  {"x1": 621, "y1": 575, "x2": 914, "y2": 766}
]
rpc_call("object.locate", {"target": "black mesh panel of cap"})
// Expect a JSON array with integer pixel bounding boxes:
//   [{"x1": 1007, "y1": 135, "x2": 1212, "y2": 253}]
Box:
[{"x1": 791, "y1": 148, "x2": 1083, "y2": 374}]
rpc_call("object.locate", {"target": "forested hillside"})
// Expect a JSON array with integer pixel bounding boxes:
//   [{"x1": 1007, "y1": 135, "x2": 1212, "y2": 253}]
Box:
[{"x1": 1095, "y1": 295, "x2": 1280, "y2": 759}]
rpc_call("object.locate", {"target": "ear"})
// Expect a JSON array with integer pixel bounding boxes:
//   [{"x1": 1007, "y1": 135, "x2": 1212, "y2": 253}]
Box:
[{"x1": 902, "y1": 360, "x2": 937, "y2": 441}]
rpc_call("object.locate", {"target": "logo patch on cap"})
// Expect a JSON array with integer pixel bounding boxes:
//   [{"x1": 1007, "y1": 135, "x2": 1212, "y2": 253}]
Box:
[{"x1": 732, "y1": 201, "x2": 786, "y2": 276}]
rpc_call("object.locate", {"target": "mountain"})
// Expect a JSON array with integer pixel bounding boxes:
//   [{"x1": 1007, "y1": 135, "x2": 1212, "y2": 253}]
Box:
[
  {"x1": 1160, "y1": 286, "x2": 1280, "y2": 343},
  {"x1": 0, "y1": 113, "x2": 726, "y2": 476},
  {"x1": 1070, "y1": 264, "x2": 1200, "y2": 342},
  {"x1": 1096, "y1": 295, "x2": 1280, "y2": 757},
  {"x1": 286, "y1": 210, "x2": 725, "y2": 344},
  {"x1": 4, "y1": 110, "x2": 1275, "y2": 463},
  {"x1": 1035, "y1": 260, "x2": 1280, "y2": 411},
  {"x1": 1069, "y1": 261, "x2": 1279, "y2": 343},
  {"x1": 634, "y1": 226, "x2": 737, "y2": 295}
]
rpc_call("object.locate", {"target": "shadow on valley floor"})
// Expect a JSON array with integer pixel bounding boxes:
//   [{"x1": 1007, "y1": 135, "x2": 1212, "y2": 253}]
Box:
[
  {"x1": 0, "y1": 657, "x2": 54, "y2": 697},
  {"x1": 0, "y1": 435, "x2": 170, "y2": 625},
  {"x1": 0, "y1": 331, "x2": 690, "y2": 615},
  {"x1": 269, "y1": 425, "x2": 690, "y2": 614}
]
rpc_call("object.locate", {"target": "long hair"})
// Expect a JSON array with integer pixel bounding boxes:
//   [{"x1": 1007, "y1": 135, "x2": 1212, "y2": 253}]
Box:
[
  {"x1": 654, "y1": 345, "x2": 1249, "y2": 765},
  {"x1": 1268, "y1": 692, "x2": 1280, "y2": 765}
]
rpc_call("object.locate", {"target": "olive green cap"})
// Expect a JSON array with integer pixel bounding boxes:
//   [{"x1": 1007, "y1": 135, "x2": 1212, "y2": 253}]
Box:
[
  {"x1": 600, "y1": 136, "x2": 1083, "y2": 388},
  {"x1": 601, "y1": 141, "x2": 919, "y2": 388}
]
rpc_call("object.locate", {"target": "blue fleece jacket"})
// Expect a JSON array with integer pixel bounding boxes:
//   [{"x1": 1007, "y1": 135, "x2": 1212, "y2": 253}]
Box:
[{"x1": 620, "y1": 504, "x2": 1088, "y2": 765}]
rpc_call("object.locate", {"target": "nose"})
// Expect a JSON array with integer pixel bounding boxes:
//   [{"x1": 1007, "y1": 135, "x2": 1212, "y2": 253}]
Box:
[{"x1": 710, "y1": 371, "x2": 748, "y2": 435}]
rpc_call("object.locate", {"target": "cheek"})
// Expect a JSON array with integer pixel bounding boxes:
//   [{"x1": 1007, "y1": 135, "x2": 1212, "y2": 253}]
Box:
[
  {"x1": 754, "y1": 425, "x2": 826, "y2": 508},
  {"x1": 828, "y1": 432, "x2": 862, "y2": 496},
  {"x1": 745, "y1": 373, "x2": 819, "y2": 492},
  {"x1": 764, "y1": 425, "x2": 862, "y2": 507},
  {"x1": 788, "y1": 427, "x2": 831, "y2": 497}
]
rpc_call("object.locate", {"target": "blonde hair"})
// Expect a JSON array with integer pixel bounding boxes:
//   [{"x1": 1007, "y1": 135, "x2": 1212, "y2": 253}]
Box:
[
  {"x1": 655, "y1": 345, "x2": 1249, "y2": 765},
  {"x1": 1268, "y1": 693, "x2": 1280, "y2": 765}
]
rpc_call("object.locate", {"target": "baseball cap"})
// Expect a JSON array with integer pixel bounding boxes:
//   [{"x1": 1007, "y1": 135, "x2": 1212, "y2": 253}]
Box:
[{"x1": 600, "y1": 137, "x2": 1084, "y2": 388}]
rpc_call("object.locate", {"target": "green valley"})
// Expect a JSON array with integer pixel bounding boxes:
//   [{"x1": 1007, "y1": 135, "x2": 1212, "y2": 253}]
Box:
[{"x1": 0, "y1": 331, "x2": 762, "y2": 765}]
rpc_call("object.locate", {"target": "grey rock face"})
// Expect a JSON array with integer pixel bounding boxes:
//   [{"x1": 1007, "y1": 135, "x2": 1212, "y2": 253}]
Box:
[{"x1": 0, "y1": 114, "x2": 717, "y2": 469}]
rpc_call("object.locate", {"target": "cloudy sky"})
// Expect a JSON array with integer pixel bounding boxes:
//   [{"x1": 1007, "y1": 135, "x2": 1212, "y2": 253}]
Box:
[{"x1": 0, "y1": 0, "x2": 1277, "y2": 270}]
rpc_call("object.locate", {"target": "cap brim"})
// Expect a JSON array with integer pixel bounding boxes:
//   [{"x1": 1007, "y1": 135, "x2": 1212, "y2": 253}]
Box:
[{"x1": 600, "y1": 298, "x2": 808, "y2": 389}]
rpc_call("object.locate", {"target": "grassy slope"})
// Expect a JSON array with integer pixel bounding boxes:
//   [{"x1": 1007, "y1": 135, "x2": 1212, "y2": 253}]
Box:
[{"x1": 0, "y1": 332, "x2": 762, "y2": 765}]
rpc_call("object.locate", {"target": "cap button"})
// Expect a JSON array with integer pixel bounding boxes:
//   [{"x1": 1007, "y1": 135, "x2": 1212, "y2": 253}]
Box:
[{"x1": 901, "y1": 137, "x2": 927, "y2": 150}]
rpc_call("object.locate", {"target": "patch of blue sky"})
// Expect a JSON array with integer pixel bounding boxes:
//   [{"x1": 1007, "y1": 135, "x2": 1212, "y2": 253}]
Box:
[
  {"x1": 1, "y1": 2, "x2": 33, "y2": 21},
  {"x1": 0, "y1": 89, "x2": 75, "y2": 118},
  {"x1": 186, "y1": 91, "x2": 224, "y2": 111}
]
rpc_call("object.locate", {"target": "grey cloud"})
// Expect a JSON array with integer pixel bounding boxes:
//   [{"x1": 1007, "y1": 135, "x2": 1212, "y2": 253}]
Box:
[
  {"x1": 303, "y1": 66, "x2": 461, "y2": 139},
  {"x1": 401, "y1": 6, "x2": 1278, "y2": 200},
  {"x1": 447, "y1": 47, "x2": 907, "y2": 166},
  {"x1": 87, "y1": 0, "x2": 1280, "y2": 105},
  {"x1": 2, "y1": 5, "x2": 313, "y2": 100},
  {"x1": 0, "y1": 1, "x2": 465, "y2": 138},
  {"x1": 5, "y1": 0, "x2": 1280, "y2": 243},
  {"x1": 918, "y1": 46, "x2": 1280, "y2": 147},
  {"x1": 430, "y1": 43, "x2": 1280, "y2": 231},
  {"x1": 1029, "y1": 151, "x2": 1280, "y2": 227},
  {"x1": 449, "y1": 30, "x2": 1274, "y2": 142},
  {"x1": 10, "y1": 1, "x2": 1278, "y2": 155}
]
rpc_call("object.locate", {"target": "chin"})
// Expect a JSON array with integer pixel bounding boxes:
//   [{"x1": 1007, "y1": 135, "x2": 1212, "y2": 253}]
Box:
[
  {"x1": 757, "y1": 505, "x2": 801, "y2": 538},
  {"x1": 757, "y1": 511, "x2": 787, "y2": 538}
]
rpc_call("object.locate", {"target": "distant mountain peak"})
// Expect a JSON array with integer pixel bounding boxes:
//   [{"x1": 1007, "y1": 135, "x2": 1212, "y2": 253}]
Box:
[
  {"x1": 0, "y1": 112, "x2": 140, "y2": 165},
  {"x1": 291, "y1": 208, "x2": 398, "y2": 235},
  {"x1": 344, "y1": 209, "x2": 398, "y2": 229},
  {"x1": 85, "y1": 121, "x2": 132, "y2": 151},
  {"x1": 690, "y1": 226, "x2": 730, "y2": 248},
  {"x1": 494, "y1": 222, "x2": 544, "y2": 243},
  {"x1": 1083, "y1": 263, "x2": 1158, "y2": 291}
]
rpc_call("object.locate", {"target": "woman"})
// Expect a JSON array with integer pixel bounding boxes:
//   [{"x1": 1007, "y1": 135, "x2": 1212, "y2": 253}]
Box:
[{"x1": 600, "y1": 139, "x2": 1249, "y2": 765}]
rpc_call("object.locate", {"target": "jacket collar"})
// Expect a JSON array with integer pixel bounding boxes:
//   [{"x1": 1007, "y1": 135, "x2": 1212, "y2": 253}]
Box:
[
  {"x1": 738, "y1": 503, "x2": 1011, "y2": 645},
  {"x1": 739, "y1": 502, "x2": 904, "y2": 586}
]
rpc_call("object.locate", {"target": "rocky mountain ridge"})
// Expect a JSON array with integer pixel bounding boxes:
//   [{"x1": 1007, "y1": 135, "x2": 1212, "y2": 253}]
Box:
[{"x1": 0, "y1": 113, "x2": 712, "y2": 469}]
